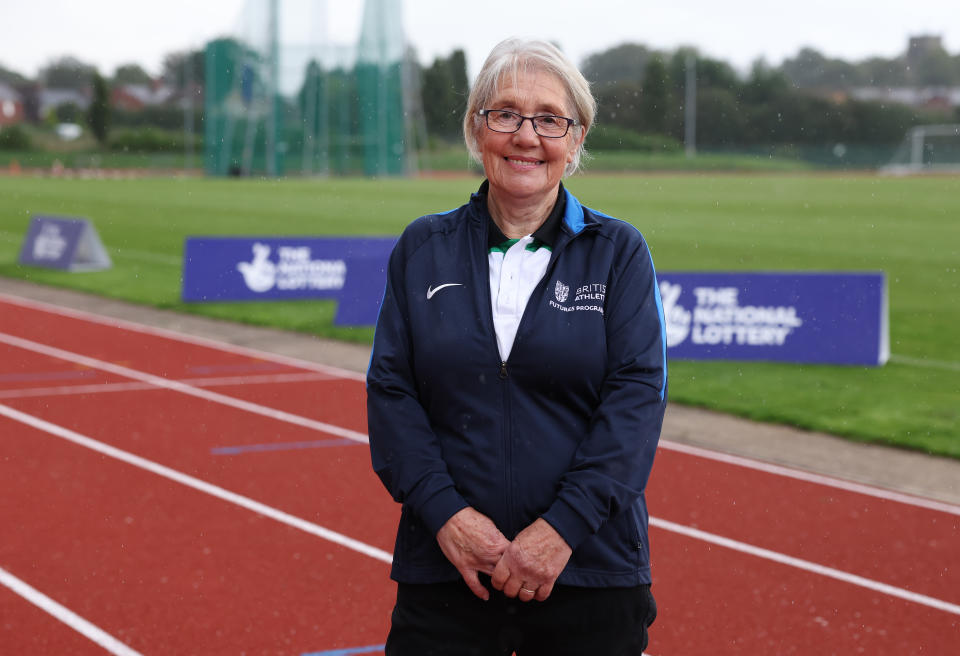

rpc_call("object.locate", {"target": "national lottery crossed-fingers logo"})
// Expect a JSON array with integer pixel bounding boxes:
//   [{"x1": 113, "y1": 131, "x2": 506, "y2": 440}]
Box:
[
  {"x1": 236, "y1": 242, "x2": 277, "y2": 292},
  {"x1": 659, "y1": 281, "x2": 692, "y2": 347},
  {"x1": 236, "y1": 242, "x2": 346, "y2": 293}
]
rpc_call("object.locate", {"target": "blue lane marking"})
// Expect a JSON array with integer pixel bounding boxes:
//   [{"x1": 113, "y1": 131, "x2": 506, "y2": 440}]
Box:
[
  {"x1": 302, "y1": 645, "x2": 385, "y2": 656},
  {"x1": 210, "y1": 438, "x2": 361, "y2": 455},
  {"x1": 187, "y1": 362, "x2": 284, "y2": 375}
]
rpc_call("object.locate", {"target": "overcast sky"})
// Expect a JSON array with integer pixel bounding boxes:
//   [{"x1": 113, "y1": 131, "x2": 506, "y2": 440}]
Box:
[{"x1": 1, "y1": 0, "x2": 957, "y2": 83}]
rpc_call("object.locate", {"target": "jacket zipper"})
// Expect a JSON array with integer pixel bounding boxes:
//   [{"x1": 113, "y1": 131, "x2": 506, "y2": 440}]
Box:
[
  {"x1": 500, "y1": 360, "x2": 516, "y2": 536},
  {"x1": 483, "y1": 219, "x2": 594, "y2": 537}
]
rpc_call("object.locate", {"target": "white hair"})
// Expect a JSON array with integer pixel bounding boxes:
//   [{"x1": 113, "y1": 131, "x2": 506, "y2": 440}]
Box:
[{"x1": 463, "y1": 38, "x2": 596, "y2": 177}]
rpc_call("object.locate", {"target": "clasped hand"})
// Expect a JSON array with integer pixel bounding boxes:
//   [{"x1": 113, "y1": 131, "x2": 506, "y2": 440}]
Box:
[{"x1": 436, "y1": 507, "x2": 573, "y2": 602}]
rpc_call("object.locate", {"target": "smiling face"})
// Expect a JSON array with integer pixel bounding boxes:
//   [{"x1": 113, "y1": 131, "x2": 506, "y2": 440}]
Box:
[{"x1": 477, "y1": 69, "x2": 584, "y2": 208}]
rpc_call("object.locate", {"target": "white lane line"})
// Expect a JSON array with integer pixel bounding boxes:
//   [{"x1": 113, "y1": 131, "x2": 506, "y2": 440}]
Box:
[
  {"x1": 0, "y1": 371, "x2": 339, "y2": 400},
  {"x1": 3, "y1": 323, "x2": 953, "y2": 517},
  {"x1": 0, "y1": 403, "x2": 393, "y2": 565},
  {"x1": 0, "y1": 292, "x2": 367, "y2": 382},
  {"x1": 4, "y1": 291, "x2": 959, "y2": 616},
  {"x1": 650, "y1": 516, "x2": 960, "y2": 617},
  {"x1": 0, "y1": 566, "x2": 143, "y2": 656},
  {"x1": 2, "y1": 326, "x2": 952, "y2": 517},
  {"x1": 4, "y1": 293, "x2": 956, "y2": 515},
  {"x1": 0, "y1": 332, "x2": 368, "y2": 445},
  {"x1": 659, "y1": 440, "x2": 960, "y2": 517},
  {"x1": 4, "y1": 403, "x2": 957, "y2": 618}
]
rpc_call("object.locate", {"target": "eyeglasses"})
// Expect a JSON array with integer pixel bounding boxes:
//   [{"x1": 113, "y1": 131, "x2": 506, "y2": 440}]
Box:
[{"x1": 479, "y1": 109, "x2": 578, "y2": 138}]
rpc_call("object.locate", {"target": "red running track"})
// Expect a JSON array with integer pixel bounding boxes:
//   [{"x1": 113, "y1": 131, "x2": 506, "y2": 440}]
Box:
[{"x1": 1, "y1": 293, "x2": 958, "y2": 655}]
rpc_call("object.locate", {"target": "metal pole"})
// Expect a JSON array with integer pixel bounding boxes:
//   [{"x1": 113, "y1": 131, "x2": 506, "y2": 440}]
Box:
[
  {"x1": 684, "y1": 53, "x2": 697, "y2": 158},
  {"x1": 266, "y1": 0, "x2": 279, "y2": 176},
  {"x1": 910, "y1": 127, "x2": 924, "y2": 170},
  {"x1": 184, "y1": 50, "x2": 194, "y2": 172}
]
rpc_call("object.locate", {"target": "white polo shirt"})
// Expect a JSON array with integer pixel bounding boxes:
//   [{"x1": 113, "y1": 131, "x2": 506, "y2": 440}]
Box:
[{"x1": 488, "y1": 235, "x2": 552, "y2": 361}]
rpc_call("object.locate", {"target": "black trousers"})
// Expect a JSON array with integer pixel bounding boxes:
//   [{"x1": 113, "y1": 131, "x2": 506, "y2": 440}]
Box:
[{"x1": 385, "y1": 577, "x2": 656, "y2": 656}]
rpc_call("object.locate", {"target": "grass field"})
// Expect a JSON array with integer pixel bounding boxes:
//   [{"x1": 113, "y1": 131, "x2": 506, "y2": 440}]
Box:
[{"x1": 0, "y1": 172, "x2": 957, "y2": 457}]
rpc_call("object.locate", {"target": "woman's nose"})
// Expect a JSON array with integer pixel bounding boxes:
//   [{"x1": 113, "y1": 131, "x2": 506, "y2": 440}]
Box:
[{"x1": 512, "y1": 117, "x2": 540, "y2": 142}]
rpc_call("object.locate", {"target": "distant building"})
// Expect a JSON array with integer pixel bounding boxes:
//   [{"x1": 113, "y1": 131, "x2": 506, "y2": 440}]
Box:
[
  {"x1": 0, "y1": 81, "x2": 24, "y2": 125},
  {"x1": 847, "y1": 35, "x2": 960, "y2": 110},
  {"x1": 37, "y1": 88, "x2": 90, "y2": 118},
  {"x1": 849, "y1": 86, "x2": 960, "y2": 110},
  {"x1": 111, "y1": 82, "x2": 175, "y2": 111},
  {"x1": 907, "y1": 35, "x2": 944, "y2": 61},
  {"x1": 165, "y1": 83, "x2": 204, "y2": 112}
]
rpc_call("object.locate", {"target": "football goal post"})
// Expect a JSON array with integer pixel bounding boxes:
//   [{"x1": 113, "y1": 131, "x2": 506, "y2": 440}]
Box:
[{"x1": 881, "y1": 124, "x2": 960, "y2": 175}]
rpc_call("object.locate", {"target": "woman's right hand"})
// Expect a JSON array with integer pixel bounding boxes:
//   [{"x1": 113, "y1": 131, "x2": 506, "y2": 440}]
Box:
[{"x1": 436, "y1": 507, "x2": 510, "y2": 600}]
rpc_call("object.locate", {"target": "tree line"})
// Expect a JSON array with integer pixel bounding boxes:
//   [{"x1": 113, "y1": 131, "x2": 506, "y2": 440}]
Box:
[
  {"x1": 420, "y1": 41, "x2": 960, "y2": 151},
  {"x1": 3, "y1": 38, "x2": 959, "y2": 154},
  {"x1": 580, "y1": 43, "x2": 960, "y2": 150}
]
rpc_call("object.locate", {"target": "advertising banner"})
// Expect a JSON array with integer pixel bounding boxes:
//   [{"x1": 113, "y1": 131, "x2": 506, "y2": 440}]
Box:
[
  {"x1": 658, "y1": 272, "x2": 889, "y2": 366},
  {"x1": 17, "y1": 215, "x2": 112, "y2": 272},
  {"x1": 181, "y1": 236, "x2": 396, "y2": 325},
  {"x1": 181, "y1": 237, "x2": 889, "y2": 361}
]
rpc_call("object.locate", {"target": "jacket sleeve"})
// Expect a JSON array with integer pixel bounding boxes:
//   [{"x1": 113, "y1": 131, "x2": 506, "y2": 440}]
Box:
[
  {"x1": 366, "y1": 230, "x2": 470, "y2": 535},
  {"x1": 540, "y1": 234, "x2": 667, "y2": 550}
]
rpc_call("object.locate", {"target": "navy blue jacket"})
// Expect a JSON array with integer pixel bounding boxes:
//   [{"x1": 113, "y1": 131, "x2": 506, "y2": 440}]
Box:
[{"x1": 367, "y1": 185, "x2": 667, "y2": 587}]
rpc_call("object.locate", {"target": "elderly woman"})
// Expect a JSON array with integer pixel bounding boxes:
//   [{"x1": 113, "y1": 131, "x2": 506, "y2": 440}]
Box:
[{"x1": 367, "y1": 37, "x2": 667, "y2": 655}]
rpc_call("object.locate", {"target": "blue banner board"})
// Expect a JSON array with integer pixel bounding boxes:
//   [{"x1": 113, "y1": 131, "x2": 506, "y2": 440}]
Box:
[
  {"x1": 18, "y1": 215, "x2": 112, "y2": 272},
  {"x1": 658, "y1": 272, "x2": 888, "y2": 366},
  {"x1": 181, "y1": 237, "x2": 396, "y2": 325},
  {"x1": 181, "y1": 236, "x2": 888, "y2": 364}
]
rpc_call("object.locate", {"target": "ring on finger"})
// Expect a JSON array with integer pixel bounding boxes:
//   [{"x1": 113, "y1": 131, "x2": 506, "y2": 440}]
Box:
[{"x1": 520, "y1": 586, "x2": 536, "y2": 594}]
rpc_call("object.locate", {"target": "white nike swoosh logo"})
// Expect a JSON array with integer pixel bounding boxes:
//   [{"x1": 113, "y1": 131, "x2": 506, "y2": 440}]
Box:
[{"x1": 426, "y1": 283, "x2": 463, "y2": 300}]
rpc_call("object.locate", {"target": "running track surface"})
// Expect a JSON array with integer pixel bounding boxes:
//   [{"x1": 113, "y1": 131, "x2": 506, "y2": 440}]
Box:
[{"x1": 1, "y1": 293, "x2": 957, "y2": 655}]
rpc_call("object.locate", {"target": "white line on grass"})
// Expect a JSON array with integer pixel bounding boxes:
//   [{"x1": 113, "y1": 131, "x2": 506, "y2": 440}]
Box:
[
  {"x1": 889, "y1": 353, "x2": 960, "y2": 372},
  {"x1": 0, "y1": 331, "x2": 369, "y2": 445},
  {"x1": 0, "y1": 565, "x2": 143, "y2": 656},
  {"x1": 658, "y1": 440, "x2": 960, "y2": 517},
  {"x1": 0, "y1": 292, "x2": 367, "y2": 382},
  {"x1": 649, "y1": 517, "x2": 960, "y2": 617},
  {"x1": 0, "y1": 403, "x2": 393, "y2": 565}
]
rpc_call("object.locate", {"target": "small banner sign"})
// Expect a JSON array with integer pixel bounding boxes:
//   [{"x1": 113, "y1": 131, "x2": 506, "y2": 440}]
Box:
[
  {"x1": 181, "y1": 236, "x2": 396, "y2": 325},
  {"x1": 17, "y1": 216, "x2": 112, "y2": 272},
  {"x1": 658, "y1": 272, "x2": 889, "y2": 366}
]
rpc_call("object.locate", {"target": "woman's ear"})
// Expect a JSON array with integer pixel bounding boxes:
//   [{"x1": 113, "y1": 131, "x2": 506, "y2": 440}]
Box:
[{"x1": 567, "y1": 126, "x2": 587, "y2": 163}]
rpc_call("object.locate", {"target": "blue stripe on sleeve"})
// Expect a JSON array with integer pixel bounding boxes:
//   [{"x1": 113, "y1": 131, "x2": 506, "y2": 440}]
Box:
[{"x1": 650, "y1": 264, "x2": 668, "y2": 401}]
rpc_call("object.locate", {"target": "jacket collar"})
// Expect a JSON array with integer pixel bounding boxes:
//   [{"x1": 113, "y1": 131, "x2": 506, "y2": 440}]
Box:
[
  {"x1": 474, "y1": 180, "x2": 565, "y2": 249},
  {"x1": 468, "y1": 180, "x2": 595, "y2": 245}
]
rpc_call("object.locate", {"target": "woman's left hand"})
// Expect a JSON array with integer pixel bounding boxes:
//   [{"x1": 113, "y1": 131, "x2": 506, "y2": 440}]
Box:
[{"x1": 491, "y1": 518, "x2": 572, "y2": 602}]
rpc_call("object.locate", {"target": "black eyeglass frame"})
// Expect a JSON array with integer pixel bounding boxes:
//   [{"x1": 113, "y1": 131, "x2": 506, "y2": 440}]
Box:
[{"x1": 478, "y1": 109, "x2": 579, "y2": 138}]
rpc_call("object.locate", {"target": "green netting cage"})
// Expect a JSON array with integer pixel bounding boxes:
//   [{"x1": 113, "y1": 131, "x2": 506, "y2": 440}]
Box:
[{"x1": 204, "y1": 0, "x2": 415, "y2": 178}]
